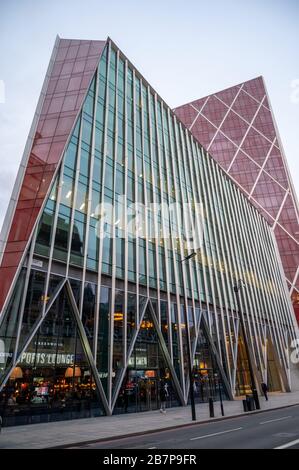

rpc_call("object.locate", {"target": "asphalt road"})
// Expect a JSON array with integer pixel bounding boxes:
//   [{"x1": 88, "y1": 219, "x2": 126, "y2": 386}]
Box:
[{"x1": 68, "y1": 405, "x2": 299, "y2": 449}]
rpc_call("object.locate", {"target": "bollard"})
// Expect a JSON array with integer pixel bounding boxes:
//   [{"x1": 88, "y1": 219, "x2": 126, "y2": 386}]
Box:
[
  {"x1": 220, "y1": 400, "x2": 225, "y2": 416},
  {"x1": 243, "y1": 399, "x2": 248, "y2": 412},
  {"x1": 209, "y1": 398, "x2": 214, "y2": 418},
  {"x1": 245, "y1": 394, "x2": 256, "y2": 411}
]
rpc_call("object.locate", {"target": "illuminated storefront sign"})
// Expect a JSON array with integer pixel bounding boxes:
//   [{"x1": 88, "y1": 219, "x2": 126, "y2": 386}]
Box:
[
  {"x1": 20, "y1": 352, "x2": 74, "y2": 366},
  {"x1": 128, "y1": 356, "x2": 147, "y2": 367}
]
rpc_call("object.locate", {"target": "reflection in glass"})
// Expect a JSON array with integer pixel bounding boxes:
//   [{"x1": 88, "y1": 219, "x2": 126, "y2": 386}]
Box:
[
  {"x1": 61, "y1": 175, "x2": 74, "y2": 209},
  {"x1": 70, "y1": 219, "x2": 85, "y2": 266},
  {"x1": 97, "y1": 287, "x2": 110, "y2": 396},
  {"x1": 0, "y1": 269, "x2": 26, "y2": 385},
  {"x1": 171, "y1": 303, "x2": 181, "y2": 384},
  {"x1": 113, "y1": 290, "x2": 124, "y2": 388},
  {"x1": 35, "y1": 208, "x2": 55, "y2": 257},
  {"x1": 127, "y1": 293, "x2": 136, "y2": 350},
  {"x1": 53, "y1": 207, "x2": 71, "y2": 261},
  {"x1": 82, "y1": 283, "x2": 96, "y2": 351},
  {"x1": 160, "y1": 301, "x2": 170, "y2": 352},
  {"x1": 114, "y1": 306, "x2": 180, "y2": 415},
  {"x1": 192, "y1": 326, "x2": 227, "y2": 403},
  {"x1": 17, "y1": 270, "x2": 46, "y2": 355}
]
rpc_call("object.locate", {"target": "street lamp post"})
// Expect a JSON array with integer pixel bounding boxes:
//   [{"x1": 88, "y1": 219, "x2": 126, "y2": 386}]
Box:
[
  {"x1": 214, "y1": 372, "x2": 224, "y2": 416},
  {"x1": 183, "y1": 303, "x2": 196, "y2": 421},
  {"x1": 233, "y1": 281, "x2": 260, "y2": 410},
  {"x1": 180, "y1": 251, "x2": 197, "y2": 421}
]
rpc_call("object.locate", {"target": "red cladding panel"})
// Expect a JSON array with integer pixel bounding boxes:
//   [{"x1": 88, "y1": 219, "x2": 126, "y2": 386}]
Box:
[
  {"x1": 190, "y1": 114, "x2": 217, "y2": 148},
  {"x1": 215, "y1": 86, "x2": 240, "y2": 106},
  {"x1": 201, "y1": 96, "x2": 228, "y2": 127},
  {"x1": 242, "y1": 77, "x2": 265, "y2": 101},
  {"x1": 208, "y1": 132, "x2": 238, "y2": 171},
  {"x1": 241, "y1": 127, "x2": 272, "y2": 166},
  {"x1": 218, "y1": 111, "x2": 248, "y2": 146},
  {"x1": 229, "y1": 151, "x2": 260, "y2": 194},
  {"x1": 231, "y1": 90, "x2": 259, "y2": 122},
  {"x1": 0, "y1": 267, "x2": 18, "y2": 310}
]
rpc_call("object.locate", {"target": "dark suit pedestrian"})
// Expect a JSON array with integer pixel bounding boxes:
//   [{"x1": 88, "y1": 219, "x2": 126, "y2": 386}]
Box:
[
  {"x1": 159, "y1": 385, "x2": 167, "y2": 414},
  {"x1": 261, "y1": 382, "x2": 269, "y2": 401}
]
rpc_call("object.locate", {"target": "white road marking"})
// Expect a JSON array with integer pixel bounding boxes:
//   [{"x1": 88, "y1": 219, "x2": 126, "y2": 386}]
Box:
[
  {"x1": 275, "y1": 438, "x2": 299, "y2": 449},
  {"x1": 190, "y1": 427, "x2": 243, "y2": 441},
  {"x1": 148, "y1": 446, "x2": 157, "y2": 449},
  {"x1": 259, "y1": 416, "x2": 292, "y2": 425}
]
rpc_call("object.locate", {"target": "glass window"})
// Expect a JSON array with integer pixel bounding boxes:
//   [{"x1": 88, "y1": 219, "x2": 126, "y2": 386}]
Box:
[
  {"x1": 61, "y1": 175, "x2": 74, "y2": 209},
  {"x1": 53, "y1": 206, "x2": 71, "y2": 261},
  {"x1": 0, "y1": 268, "x2": 26, "y2": 381},
  {"x1": 75, "y1": 183, "x2": 88, "y2": 214},
  {"x1": 113, "y1": 290, "x2": 124, "y2": 387},
  {"x1": 82, "y1": 283, "x2": 96, "y2": 351},
  {"x1": 79, "y1": 147, "x2": 90, "y2": 178},
  {"x1": 70, "y1": 219, "x2": 85, "y2": 266},
  {"x1": 139, "y1": 240, "x2": 146, "y2": 285},
  {"x1": 87, "y1": 222, "x2": 98, "y2": 271},
  {"x1": 102, "y1": 236, "x2": 112, "y2": 275},
  {"x1": 35, "y1": 208, "x2": 55, "y2": 257},
  {"x1": 97, "y1": 287, "x2": 110, "y2": 395},
  {"x1": 116, "y1": 237, "x2": 124, "y2": 279},
  {"x1": 17, "y1": 270, "x2": 46, "y2": 354},
  {"x1": 160, "y1": 301, "x2": 170, "y2": 352},
  {"x1": 128, "y1": 240, "x2": 136, "y2": 282},
  {"x1": 64, "y1": 141, "x2": 78, "y2": 171},
  {"x1": 127, "y1": 293, "x2": 136, "y2": 350}
]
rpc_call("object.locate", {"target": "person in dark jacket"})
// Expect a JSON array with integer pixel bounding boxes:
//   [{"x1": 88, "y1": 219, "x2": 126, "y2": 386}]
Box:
[
  {"x1": 261, "y1": 382, "x2": 269, "y2": 401},
  {"x1": 159, "y1": 384, "x2": 168, "y2": 414}
]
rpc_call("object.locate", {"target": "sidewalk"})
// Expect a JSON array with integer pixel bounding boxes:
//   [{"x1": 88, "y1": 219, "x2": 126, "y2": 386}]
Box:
[{"x1": 1, "y1": 391, "x2": 299, "y2": 449}]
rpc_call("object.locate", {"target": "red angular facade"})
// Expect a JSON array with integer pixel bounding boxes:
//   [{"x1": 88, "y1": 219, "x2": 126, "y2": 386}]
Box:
[
  {"x1": 174, "y1": 77, "x2": 299, "y2": 322},
  {"x1": 0, "y1": 37, "x2": 105, "y2": 311}
]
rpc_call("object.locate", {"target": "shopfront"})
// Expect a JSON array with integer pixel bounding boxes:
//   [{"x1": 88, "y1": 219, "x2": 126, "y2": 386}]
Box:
[{"x1": 0, "y1": 287, "x2": 105, "y2": 426}]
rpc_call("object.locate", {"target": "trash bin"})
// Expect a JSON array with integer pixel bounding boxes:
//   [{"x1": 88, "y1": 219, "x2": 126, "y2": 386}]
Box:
[
  {"x1": 242, "y1": 399, "x2": 248, "y2": 412},
  {"x1": 246, "y1": 394, "x2": 256, "y2": 411}
]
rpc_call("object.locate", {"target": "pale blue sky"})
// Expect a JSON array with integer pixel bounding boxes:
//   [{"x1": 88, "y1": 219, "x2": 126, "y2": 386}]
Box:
[{"x1": 0, "y1": 0, "x2": 298, "y2": 228}]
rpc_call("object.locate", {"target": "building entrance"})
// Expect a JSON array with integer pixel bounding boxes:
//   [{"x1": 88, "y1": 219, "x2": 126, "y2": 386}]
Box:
[
  {"x1": 136, "y1": 372, "x2": 159, "y2": 412},
  {"x1": 114, "y1": 304, "x2": 181, "y2": 415},
  {"x1": 115, "y1": 369, "x2": 160, "y2": 413}
]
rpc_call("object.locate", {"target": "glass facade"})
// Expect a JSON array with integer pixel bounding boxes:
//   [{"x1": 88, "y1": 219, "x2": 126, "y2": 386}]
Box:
[
  {"x1": 0, "y1": 286, "x2": 105, "y2": 426},
  {"x1": 0, "y1": 38, "x2": 298, "y2": 426}
]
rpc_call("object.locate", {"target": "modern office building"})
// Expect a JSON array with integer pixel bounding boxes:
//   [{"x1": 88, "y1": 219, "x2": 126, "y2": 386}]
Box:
[
  {"x1": 173, "y1": 77, "x2": 299, "y2": 322},
  {"x1": 0, "y1": 38, "x2": 298, "y2": 426}
]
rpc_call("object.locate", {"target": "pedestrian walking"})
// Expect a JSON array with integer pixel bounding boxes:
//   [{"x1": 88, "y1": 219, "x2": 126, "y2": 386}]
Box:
[
  {"x1": 261, "y1": 382, "x2": 269, "y2": 401},
  {"x1": 159, "y1": 383, "x2": 167, "y2": 414}
]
